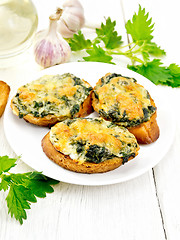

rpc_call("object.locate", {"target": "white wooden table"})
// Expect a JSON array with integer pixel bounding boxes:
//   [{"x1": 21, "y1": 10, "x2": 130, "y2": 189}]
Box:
[{"x1": 0, "y1": 0, "x2": 180, "y2": 239}]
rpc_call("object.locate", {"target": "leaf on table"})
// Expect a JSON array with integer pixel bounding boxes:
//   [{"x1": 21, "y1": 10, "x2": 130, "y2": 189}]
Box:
[
  {"x1": 0, "y1": 175, "x2": 10, "y2": 191},
  {"x1": 168, "y1": 63, "x2": 180, "y2": 76},
  {"x1": 24, "y1": 172, "x2": 59, "y2": 198},
  {"x1": 141, "y1": 50, "x2": 150, "y2": 63},
  {"x1": 128, "y1": 59, "x2": 173, "y2": 85},
  {"x1": 167, "y1": 64, "x2": 180, "y2": 87},
  {"x1": 125, "y1": 5, "x2": 154, "y2": 42},
  {"x1": 137, "y1": 41, "x2": 165, "y2": 63},
  {"x1": 9, "y1": 172, "x2": 59, "y2": 198},
  {"x1": 96, "y1": 17, "x2": 123, "y2": 49},
  {"x1": 68, "y1": 31, "x2": 92, "y2": 51},
  {"x1": 0, "y1": 156, "x2": 60, "y2": 224},
  {"x1": 0, "y1": 155, "x2": 17, "y2": 175},
  {"x1": 143, "y1": 42, "x2": 166, "y2": 57},
  {"x1": 83, "y1": 45, "x2": 114, "y2": 64},
  {"x1": 25, "y1": 171, "x2": 59, "y2": 185},
  {"x1": 5, "y1": 172, "x2": 59, "y2": 224},
  {"x1": 6, "y1": 184, "x2": 37, "y2": 225}
]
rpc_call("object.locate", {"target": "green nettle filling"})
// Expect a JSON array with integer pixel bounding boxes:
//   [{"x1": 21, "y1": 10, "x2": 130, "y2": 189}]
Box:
[
  {"x1": 70, "y1": 104, "x2": 80, "y2": 117},
  {"x1": 70, "y1": 140, "x2": 117, "y2": 164},
  {"x1": 69, "y1": 137, "x2": 137, "y2": 164},
  {"x1": 95, "y1": 73, "x2": 156, "y2": 127},
  {"x1": 53, "y1": 118, "x2": 138, "y2": 164},
  {"x1": 85, "y1": 144, "x2": 116, "y2": 164},
  {"x1": 99, "y1": 105, "x2": 156, "y2": 127},
  {"x1": 13, "y1": 74, "x2": 92, "y2": 119}
]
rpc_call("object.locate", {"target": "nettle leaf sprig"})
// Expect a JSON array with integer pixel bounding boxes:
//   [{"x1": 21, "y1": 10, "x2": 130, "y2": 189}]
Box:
[
  {"x1": 0, "y1": 156, "x2": 59, "y2": 224},
  {"x1": 68, "y1": 5, "x2": 180, "y2": 87}
]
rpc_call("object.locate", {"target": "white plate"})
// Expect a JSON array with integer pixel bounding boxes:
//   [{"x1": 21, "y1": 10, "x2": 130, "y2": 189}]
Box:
[{"x1": 3, "y1": 62, "x2": 175, "y2": 186}]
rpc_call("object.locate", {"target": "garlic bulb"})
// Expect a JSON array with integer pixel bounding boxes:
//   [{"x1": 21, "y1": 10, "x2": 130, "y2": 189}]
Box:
[
  {"x1": 57, "y1": 0, "x2": 85, "y2": 38},
  {"x1": 34, "y1": 9, "x2": 71, "y2": 68}
]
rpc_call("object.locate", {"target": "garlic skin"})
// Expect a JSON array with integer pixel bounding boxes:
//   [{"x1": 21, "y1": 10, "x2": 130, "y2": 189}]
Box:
[
  {"x1": 58, "y1": 0, "x2": 85, "y2": 38},
  {"x1": 34, "y1": 11, "x2": 71, "y2": 68}
]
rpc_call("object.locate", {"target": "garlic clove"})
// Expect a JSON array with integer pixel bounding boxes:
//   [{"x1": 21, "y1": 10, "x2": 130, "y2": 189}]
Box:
[
  {"x1": 34, "y1": 37, "x2": 71, "y2": 68},
  {"x1": 61, "y1": 8, "x2": 84, "y2": 31},
  {"x1": 58, "y1": 0, "x2": 85, "y2": 38},
  {"x1": 62, "y1": 0, "x2": 84, "y2": 9},
  {"x1": 58, "y1": 19, "x2": 76, "y2": 38},
  {"x1": 34, "y1": 9, "x2": 71, "y2": 68}
]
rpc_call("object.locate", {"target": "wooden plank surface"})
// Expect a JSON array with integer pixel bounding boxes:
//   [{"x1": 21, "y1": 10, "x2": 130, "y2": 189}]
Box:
[
  {"x1": 0, "y1": 0, "x2": 179, "y2": 239},
  {"x1": 122, "y1": 0, "x2": 180, "y2": 239}
]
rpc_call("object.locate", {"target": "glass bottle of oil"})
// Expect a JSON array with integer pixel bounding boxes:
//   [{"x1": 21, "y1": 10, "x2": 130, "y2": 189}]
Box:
[{"x1": 0, "y1": 0, "x2": 38, "y2": 58}]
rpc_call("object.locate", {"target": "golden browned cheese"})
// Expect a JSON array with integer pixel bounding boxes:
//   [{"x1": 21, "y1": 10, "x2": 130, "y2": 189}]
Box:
[
  {"x1": 49, "y1": 118, "x2": 139, "y2": 164},
  {"x1": 92, "y1": 73, "x2": 159, "y2": 144},
  {"x1": 0, "y1": 81, "x2": 10, "y2": 117},
  {"x1": 11, "y1": 73, "x2": 93, "y2": 126},
  {"x1": 42, "y1": 118, "x2": 139, "y2": 173},
  {"x1": 42, "y1": 133, "x2": 137, "y2": 174},
  {"x1": 92, "y1": 73, "x2": 156, "y2": 127}
]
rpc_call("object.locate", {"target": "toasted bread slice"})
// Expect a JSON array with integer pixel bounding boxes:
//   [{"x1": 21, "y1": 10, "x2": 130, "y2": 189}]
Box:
[
  {"x1": 11, "y1": 73, "x2": 93, "y2": 127},
  {"x1": 41, "y1": 118, "x2": 139, "y2": 174},
  {"x1": 42, "y1": 132, "x2": 137, "y2": 173},
  {"x1": 0, "y1": 81, "x2": 10, "y2": 117},
  {"x1": 127, "y1": 98, "x2": 159, "y2": 144},
  {"x1": 128, "y1": 112, "x2": 159, "y2": 144},
  {"x1": 92, "y1": 73, "x2": 159, "y2": 144},
  {"x1": 11, "y1": 91, "x2": 93, "y2": 127}
]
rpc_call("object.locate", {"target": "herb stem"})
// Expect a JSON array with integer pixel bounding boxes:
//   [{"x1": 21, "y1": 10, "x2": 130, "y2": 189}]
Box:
[
  {"x1": 123, "y1": 42, "x2": 138, "y2": 52},
  {"x1": 119, "y1": 42, "x2": 134, "y2": 49},
  {"x1": 106, "y1": 49, "x2": 144, "y2": 64}
]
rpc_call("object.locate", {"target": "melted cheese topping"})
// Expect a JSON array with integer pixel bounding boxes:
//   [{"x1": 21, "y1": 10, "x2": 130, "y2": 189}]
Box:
[
  {"x1": 12, "y1": 73, "x2": 92, "y2": 119},
  {"x1": 94, "y1": 73, "x2": 156, "y2": 127},
  {"x1": 50, "y1": 118, "x2": 139, "y2": 164}
]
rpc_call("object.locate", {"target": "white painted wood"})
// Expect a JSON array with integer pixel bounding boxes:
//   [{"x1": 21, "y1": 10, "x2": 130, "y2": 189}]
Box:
[
  {"x1": 0, "y1": 0, "x2": 173, "y2": 239},
  {"x1": 122, "y1": 0, "x2": 180, "y2": 239},
  {"x1": 0, "y1": 177, "x2": 166, "y2": 240}
]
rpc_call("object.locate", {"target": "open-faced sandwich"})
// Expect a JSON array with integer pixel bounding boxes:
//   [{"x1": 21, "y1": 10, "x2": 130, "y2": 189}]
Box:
[
  {"x1": 0, "y1": 81, "x2": 10, "y2": 117},
  {"x1": 92, "y1": 73, "x2": 159, "y2": 144},
  {"x1": 42, "y1": 118, "x2": 139, "y2": 173},
  {"x1": 11, "y1": 73, "x2": 93, "y2": 126}
]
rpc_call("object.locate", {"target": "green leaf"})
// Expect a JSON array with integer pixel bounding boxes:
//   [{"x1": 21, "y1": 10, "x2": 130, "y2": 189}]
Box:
[
  {"x1": 96, "y1": 17, "x2": 123, "y2": 49},
  {"x1": 26, "y1": 172, "x2": 59, "y2": 185},
  {"x1": 167, "y1": 64, "x2": 180, "y2": 87},
  {"x1": 138, "y1": 41, "x2": 165, "y2": 63},
  {"x1": 0, "y1": 155, "x2": 59, "y2": 224},
  {"x1": 0, "y1": 175, "x2": 10, "y2": 191},
  {"x1": 0, "y1": 156, "x2": 17, "y2": 175},
  {"x1": 69, "y1": 31, "x2": 92, "y2": 51},
  {"x1": 83, "y1": 45, "x2": 114, "y2": 64},
  {"x1": 104, "y1": 31, "x2": 123, "y2": 49},
  {"x1": 125, "y1": 5, "x2": 154, "y2": 42},
  {"x1": 167, "y1": 64, "x2": 180, "y2": 77},
  {"x1": 24, "y1": 173, "x2": 58, "y2": 198},
  {"x1": 6, "y1": 184, "x2": 36, "y2": 224},
  {"x1": 143, "y1": 42, "x2": 166, "y2": 57},
  {"x1": 9, "y1": 173, "x2": 28, "y2": 185},
  {"x1": 96, "y1": 17, "x2": 115, "y2": 37},
  {"x1": 5, "y1": 172, "x2": 59, "y2": 224},
  {"x1": 25, "y1": 180, "x2": 53, "y2": 198},
  {"x1": 141, "y1": 50, "x2": 150, "y2": 62},
  {"x1": 9, "y1": 172, "x2": 59, "y2": 198},
  {"x1": 128, "y1": 59, "x2": 173, "y2": 85}
]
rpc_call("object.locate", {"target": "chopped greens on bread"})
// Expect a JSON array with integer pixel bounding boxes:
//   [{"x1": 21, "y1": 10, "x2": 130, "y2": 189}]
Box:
[
  {"x1": 92, "y1": 73, "x2": 156, "y2": 127},
  {"x1": 42, "y1": 118, "x2": 139, "y2": 173},
  {"x1": 11, "y1": 73, "x2": 93, "y2": 126},
  {"x1": 92, "y1": 73, "x2": 159, "y2": 144}
]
